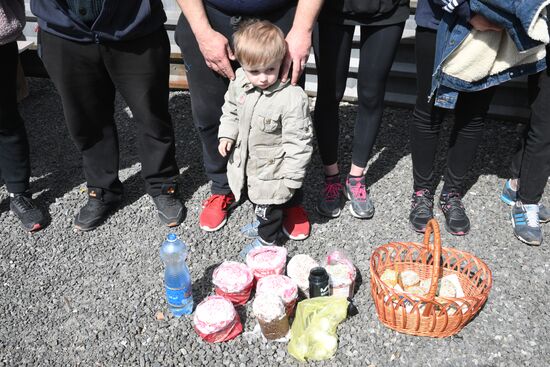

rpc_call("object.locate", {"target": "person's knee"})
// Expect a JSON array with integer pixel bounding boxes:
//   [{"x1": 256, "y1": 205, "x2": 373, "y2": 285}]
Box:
[
  {"x1": 317, "y1": 84, "x2": 346, "y2": 106},
  {"x1": 357, "y1": 86, "x2": 383, "y2": 111}
]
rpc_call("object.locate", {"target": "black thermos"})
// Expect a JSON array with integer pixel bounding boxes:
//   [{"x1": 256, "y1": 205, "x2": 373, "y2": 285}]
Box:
[{"x1": 308, "y1": 267, "x2": 330, "y2": 298}]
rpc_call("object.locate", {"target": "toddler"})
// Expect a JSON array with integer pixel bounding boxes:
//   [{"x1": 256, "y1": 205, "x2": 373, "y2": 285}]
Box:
[{"x1": 217, "y1": 20, "x2": 313, "y2": 253}]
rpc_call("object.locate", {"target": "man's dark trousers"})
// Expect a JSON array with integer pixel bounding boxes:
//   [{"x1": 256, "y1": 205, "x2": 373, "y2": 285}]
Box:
[
  {"x1": 0, "y1": 41, "x2": 31, "y2": 194},
  {"x1": 40, "y1": 28, "x2": 179, "y2": 201}
]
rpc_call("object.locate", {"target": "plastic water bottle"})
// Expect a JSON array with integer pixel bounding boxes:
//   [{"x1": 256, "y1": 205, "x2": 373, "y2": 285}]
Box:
[{"x1": 160, "y1": 233, "x2": 193, "y2": 316}]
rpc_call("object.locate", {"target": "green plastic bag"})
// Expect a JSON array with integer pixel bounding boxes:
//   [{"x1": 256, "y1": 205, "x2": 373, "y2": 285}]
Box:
[{"x1": 288, "y1": 296, "x2": 349, "y2": 361}]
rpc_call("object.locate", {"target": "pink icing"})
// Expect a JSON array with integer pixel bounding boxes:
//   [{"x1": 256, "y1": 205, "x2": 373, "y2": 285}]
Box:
[
  {"x1": 256, "y1": 275, "x2": 298, "y2": 303},
  {"x1": 246, "y1": 246, "x2": 287, "y2": 278},
  {"x1": 212, "y1": 261, "x2": 253, "y2": 293},
  {"x1": 193, "y1": 296, "x2": 237, "y2": 334}
]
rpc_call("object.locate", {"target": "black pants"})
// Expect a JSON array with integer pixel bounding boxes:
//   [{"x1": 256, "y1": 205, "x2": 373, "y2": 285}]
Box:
[
  {"x1": 0, "y1": 42, "x2": 30, "y2": 194},
  {"x1": 254, "y1": 191, "x2": 302, "y2": 243},
  {"x1": 313, "y1": 22, "x2": 405, "y2": 168},
  {"x1": 410, "y1": 27, "x2": 495, "y2": 193},
  {"x1": 40, "y1": 29, "x2": 178, "y2": 201},
  {"x1": 175, "y1": 4, "x2": 300, "y2": 195},
  {"x1": 508, "y1": 57, "x2": 550, "y2": 204}
]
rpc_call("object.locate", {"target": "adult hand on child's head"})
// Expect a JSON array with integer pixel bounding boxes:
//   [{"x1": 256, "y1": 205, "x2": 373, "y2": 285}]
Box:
[
  {"x1": 469, "y1": 14, "x2": 503, "y2": 32},
  {"x1": 218, "y1": 138, "x2": 234, "y2": 157},
  {"x1": 197, "y1": 28, "x2": 236, "y2": 80},
  {"x1": 281, "y1": 28, "x2": 311, "y2": 85}
]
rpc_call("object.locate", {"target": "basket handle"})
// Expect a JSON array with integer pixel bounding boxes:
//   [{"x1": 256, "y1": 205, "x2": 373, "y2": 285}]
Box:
[{"x1": 423, "y1": 219, "x2": 442, "y2": 303}]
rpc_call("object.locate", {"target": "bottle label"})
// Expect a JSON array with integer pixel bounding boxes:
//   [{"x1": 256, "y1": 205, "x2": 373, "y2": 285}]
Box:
[
  {"x1": 319, "y1": 285, "x2": 330, "y2": 296},
  {"x1": 165, "y1": 286, "x2": 192, "y2": 307}
]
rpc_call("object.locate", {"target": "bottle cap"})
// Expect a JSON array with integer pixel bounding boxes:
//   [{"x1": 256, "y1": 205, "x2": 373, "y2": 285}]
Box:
[
  {"x1": 308, "y1": 267, "x2": 329, "y2": 283},
  {"x1": 167, "y1": 233, "x2": 177, "y2": 241}
]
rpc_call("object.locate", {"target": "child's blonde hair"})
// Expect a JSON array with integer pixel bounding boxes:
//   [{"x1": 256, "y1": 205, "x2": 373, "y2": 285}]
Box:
[{"x1": 233, "y1": 20, "x2": 287, "y2": 67}]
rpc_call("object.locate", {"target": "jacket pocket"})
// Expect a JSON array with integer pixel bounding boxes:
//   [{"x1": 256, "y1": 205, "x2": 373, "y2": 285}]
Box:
[
  {"x1": 229, "y1": 139, "x2": 242, "y2": 166},
  {"x1": 254, "y1": 146, "x2": 285, "y2": 180},
  {"x1": 256, "y1": 113, "x2": 282, "y2": 133}
]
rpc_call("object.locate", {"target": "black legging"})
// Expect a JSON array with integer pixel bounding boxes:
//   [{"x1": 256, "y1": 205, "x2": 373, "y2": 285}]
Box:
[
  {"x1": 410, "y1": 27, "x2": 495, "y2": 193},
  {"x1": 313, "y1": 21, "x2": 405, "y2": 168},
  {"x1": 509, "y1": 63, "x2": 550, "y2": 204}
]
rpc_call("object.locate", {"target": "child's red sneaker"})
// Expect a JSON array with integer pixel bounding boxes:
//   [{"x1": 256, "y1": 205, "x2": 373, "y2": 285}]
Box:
[
  {"x1": 282, "y1": 205, "x2": 310, "y2": 240},
  {"x1": 199, "y1": 193, "x2": 235, "y2": 232}
]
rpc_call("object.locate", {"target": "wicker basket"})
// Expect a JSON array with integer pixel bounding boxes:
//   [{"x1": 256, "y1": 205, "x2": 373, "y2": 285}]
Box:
[{"x1": 370, "y1": 219, "x2": 492, "y2": 337}]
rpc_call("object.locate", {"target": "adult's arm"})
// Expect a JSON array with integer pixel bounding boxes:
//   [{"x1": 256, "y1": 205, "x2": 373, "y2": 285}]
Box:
[
  {"x1": 281, "y1": 0, "x2": 324, "y2": 85},
  {"x1": 176, "y1": 0, "x2": 235, "y2": 80},
  {"x1": 433, "y1": 0, "x2": 502, "y2": 31}
]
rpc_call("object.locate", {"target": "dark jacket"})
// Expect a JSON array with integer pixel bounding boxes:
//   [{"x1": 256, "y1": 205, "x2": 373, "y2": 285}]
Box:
[
  {"x1": 205, "y1": 0, "x2": 293, "y2": 15},
  {"x1": 30, "y1": 0, "x2": 167, "y2": 43},
  {"x1": 415, "y1": 0, "x2": 471, "y2": 30},
  {"x1": 320, "y1": 0, "x2": 410, "y2": 26}
]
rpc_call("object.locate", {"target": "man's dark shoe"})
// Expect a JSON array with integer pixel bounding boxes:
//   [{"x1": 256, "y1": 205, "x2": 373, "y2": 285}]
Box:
[
  {"x1": 10, "y1": 192, "x2": 46, "y2": 232},
  {"x1": 152, "y1": 184, "x2": 184, "y2": 227},
  {"x1": 439, "y1": 190, "x2": 470, "y2": 236},
  {"x1": 74, "y1": 189, "x2": 120, "y2": 231},
  {"x1": 409, "y1": 189, "x2": 434, "y2": 233}
]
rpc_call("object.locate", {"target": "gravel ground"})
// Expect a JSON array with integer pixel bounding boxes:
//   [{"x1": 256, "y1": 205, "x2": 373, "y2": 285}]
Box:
[{"x1": 1, "y1": 78, "x2": 549, "y2": 367}]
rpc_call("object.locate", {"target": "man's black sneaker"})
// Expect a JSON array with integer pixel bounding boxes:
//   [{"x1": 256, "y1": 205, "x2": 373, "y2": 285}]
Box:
[
  {"x1": 409, "y1": 189, "x2": 434, "y2": 233},
  {"x1": 74, "y1": 189, "x2": 120, "y2": 231},
  {"x1": 439, "y1": 190, "x2": 470, "y2": 236},
  {"x1": 152, "y1": 184, "x2": 184, "y2": 227},
  {"x1": 10, "y1": 192, "x2": 46, "y2": 232}
]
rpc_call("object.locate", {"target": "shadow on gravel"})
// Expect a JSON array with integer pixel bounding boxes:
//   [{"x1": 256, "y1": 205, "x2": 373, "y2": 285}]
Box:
[
  {"x1": 420, "y1": 116, "x2": 522, "y2": 194},
  {"x1": 18, "y1": 80, "x2": 209, "y2": 216},
  {"x1": 463, "y1": 119, "x2": 523, "y2": 193},
  {"x1": 353, "y1": 266, "x2": 364, "y2": 297},
  {"x1": 0, "y1": 196, "x2": 9, "y2": 215},
  {"x1": 303, "y1": 102, "x2": 524, "y2": 216},
  {"x1": 305, "y1": 104, "x2": 411, "y2": 225},
  {"x1": 193, "y1": 263, "x2": 220, "y2": 308},
  {"x1": 18, "y1": 79, "x2": 525, "y2": 222},
  {"x1": 169, "y1": 93, "x2": 209, "y2": 207}
]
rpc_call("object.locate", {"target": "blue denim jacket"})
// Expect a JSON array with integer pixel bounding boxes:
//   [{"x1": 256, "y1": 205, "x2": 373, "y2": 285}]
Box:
[
  {"x1": 470, "y1": 0, "x2": 548, "y2": 51},
  {"x1": 430, "y1": 0, "x2": 548, "y2": 109}
]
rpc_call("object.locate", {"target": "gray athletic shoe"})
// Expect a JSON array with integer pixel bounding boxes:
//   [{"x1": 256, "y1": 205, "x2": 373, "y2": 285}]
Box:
[
  {"x1": 316, "y1": 175, "x2": 343, "y2": 218},
  {"x1": 501, "y1": 179, "x2": 550, "y2": 223},
  {"x1": 511, "y1": 202, "x2": 543, "y2": 246},
  {"x1": 345, "y1": 175, "x2": 374, "y2": 219}
]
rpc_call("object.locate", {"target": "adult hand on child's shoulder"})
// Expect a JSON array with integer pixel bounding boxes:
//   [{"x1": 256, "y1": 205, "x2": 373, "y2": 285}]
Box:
[
  {"x1": 281, "y1": 28, "x2": 310, "y2": 85},
  {"x1": 196, "y1": 28, "x2": 236, "y2": 80},
  {"x1": 469, "y1": 14, "x2": 503, "y2": 32}
]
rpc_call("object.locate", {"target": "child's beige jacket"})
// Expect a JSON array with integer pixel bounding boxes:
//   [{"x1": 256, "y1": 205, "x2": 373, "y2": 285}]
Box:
[{"x1": 218, "y1": 68, "x2": 313, "y2": 205}]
